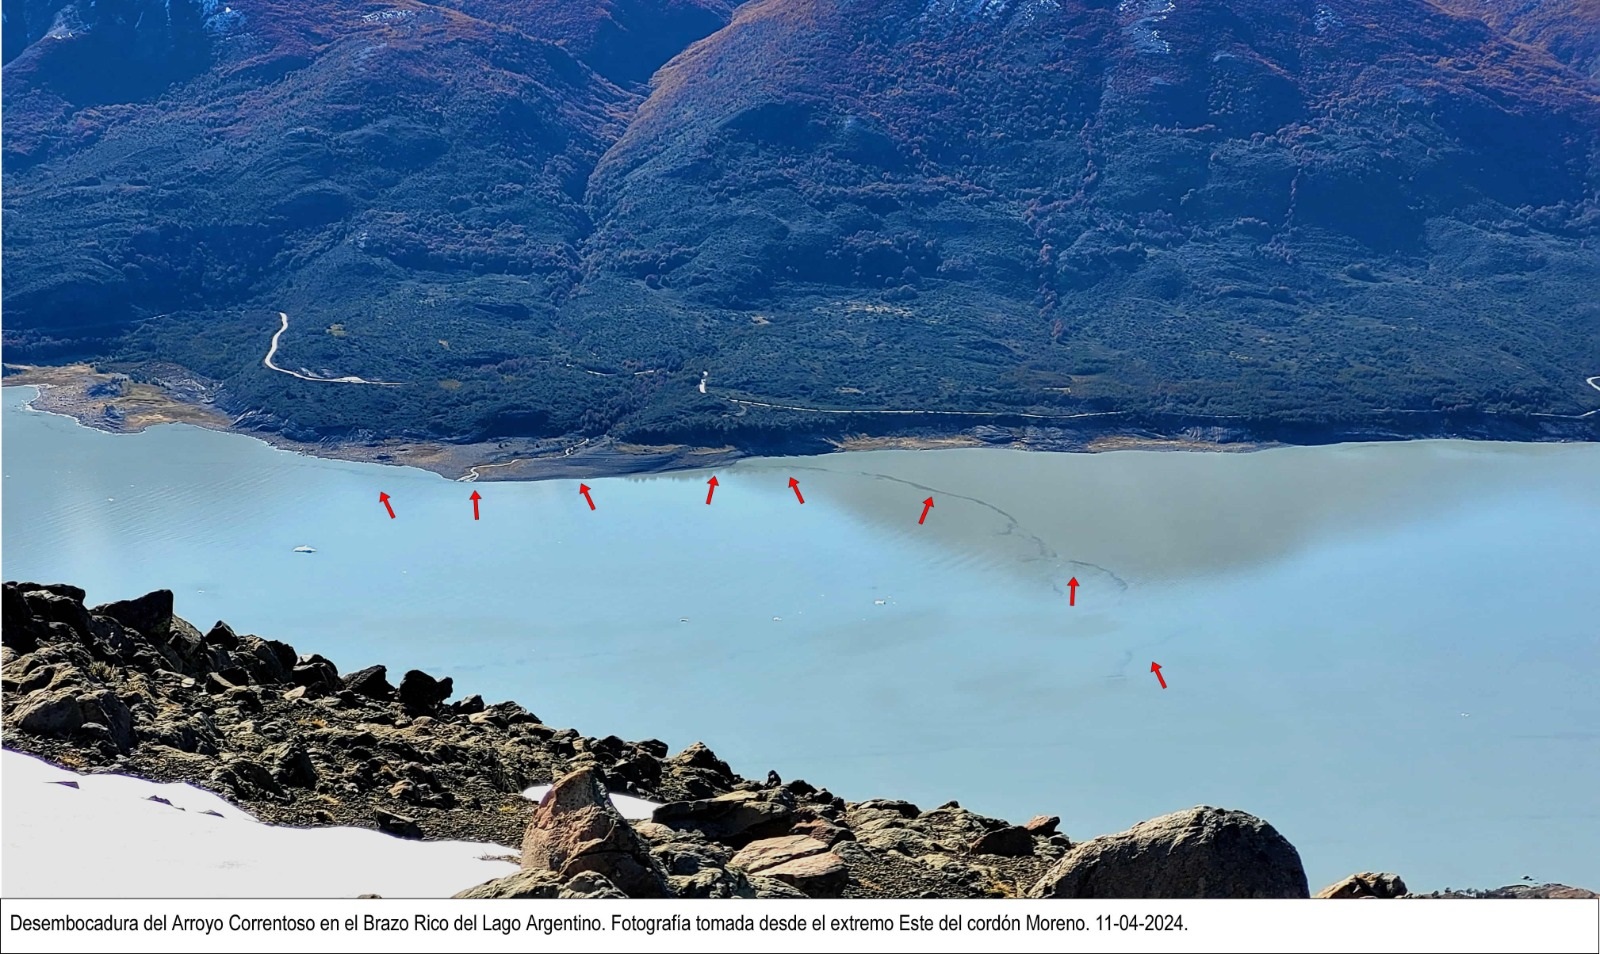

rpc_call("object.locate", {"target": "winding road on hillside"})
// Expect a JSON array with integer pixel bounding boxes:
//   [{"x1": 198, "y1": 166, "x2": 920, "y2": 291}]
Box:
[{"x1": 264, "y1": 313, "x2": 401, "y2": 385}]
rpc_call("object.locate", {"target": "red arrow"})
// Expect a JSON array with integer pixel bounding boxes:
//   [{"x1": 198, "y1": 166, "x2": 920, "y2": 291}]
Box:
[
  {"x1": 578, "y1": 483, "x2": 596, "y2": 511},
  {"x1": 705, "y1": 475, "x2": 719, "y2": 505},
  {"x1": 1068, "y1": 577, "x2": 1079, "y2": 606},
  {"x1": 470, "y1": 490, "x2": 481, "y2": 520},
  {"x1": 1151, "y1": 661, "x2": 1167, "y2": 689},
  {"x1": 918, "y1": 496, "x2": 934, "y2": 525},
  {"x1": 379, "y1": 492, "x2": 395, "y2": 519},
  {"x1": 788, "y1": 477, "x2": 805, "y2": 504}
]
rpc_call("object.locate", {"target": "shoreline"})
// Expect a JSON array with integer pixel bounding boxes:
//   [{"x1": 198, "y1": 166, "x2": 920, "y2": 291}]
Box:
[{"x1": 5, "y1": 363, "x2": 1595, "y2": 484}]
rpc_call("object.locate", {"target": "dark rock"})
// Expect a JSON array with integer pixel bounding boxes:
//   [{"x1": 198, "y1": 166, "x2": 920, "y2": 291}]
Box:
[
  {"x1": 290, "y1": 657, "x2": 340, "y2": 696},
  {"x1": 13, "y1": 582, "x2": 88, "y2": 603},
  {"x1": 1315, "y1": 871, "x2": 1408, "y2": 899},
  {"x1": 454, "y1": 869, "x2": 562, "y2": 899},
  {"x1": 857, "y1": 798, "x2": 920, "y2": 818},
  {"x1": 204, "y1": 621, "x2": 240, "y2": 650},
  {"x1": 235, "y1": 638, "x2": 290, "y2": 685},
  {"x1": 1028, "y1": 806, "x2": 1309, "y2": 899},
  {"x1": 635, "y1": 738, "x2": 669, "y2": 758},
  {"x1": 265, "y1": 741, "x2": 319, "y2": 788},
  {"x1": 783, "y1": 778, "x2": 817, "y2": 799},
  {"x1": 206, "y1": 672, "x2": 239, "y2": 694},
  {"x1": 215, "y1": 759, "x2": 287, "y2": 801},
  {"x1": 671, "y1": 741, "x2": 733, "y2": 775},
  {"x1": 22, "y1": 590, "x2": 92, "y2": 639},
  {"x1": 558, "y1": 872, "x2": 630, "y2": 900},
  {"x1": 343, "y1": 665, "x2": 394, "y2": 701},
  {"x1": 652, "y1": 790, "x2": 795, "y2": 842},
  {"x1": 969, "y1": 825, "x2": 1034, "y2": 857},
  {"x1": 77, "y1": 689, "x2": 135, "y2": 753},
  {"x1": 14, "y1": 688, "x2": 84, "y2": 736},
  {"x1": 397, "y1": 669, "x2": 452, "y2": 714},
  {"x1": 483, "y1": 701, "x2": 538, "y2": 724},
  {"x1": 1024, "y1": 814, "x2": 1061, "y2": 836},
  {"x1": 522, "y1": 767, "x2": 667, "y2": 898},
  {"x1": 375, "y1": 809, "x2": 424, "y2": 840},
  {"x1": 2, "y1": 585, "x2": 44, "y2": 652},
  {"x1": 453, "y1": 693, "x2": 485, "y2": 715},
  {"x1": 91, "y1": 590, "x2": 175, "y2": 639}
]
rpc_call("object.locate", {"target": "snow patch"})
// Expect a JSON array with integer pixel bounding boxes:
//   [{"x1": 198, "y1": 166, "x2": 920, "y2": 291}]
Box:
[
  {"x1": 360, "y1": 9, "x2": 417, "y2": 25},
  {"x1": 2, "y1": 750, "x2": 516, "y2": 898},
  {"x1": 1119, "y1": 0, "x2": 1175, "y2": 55}
]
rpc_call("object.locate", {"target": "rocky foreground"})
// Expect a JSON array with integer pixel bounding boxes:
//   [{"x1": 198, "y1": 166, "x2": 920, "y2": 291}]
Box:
[{"x1": 3, "y1": 581, "x2": 1592, "y2": 901}]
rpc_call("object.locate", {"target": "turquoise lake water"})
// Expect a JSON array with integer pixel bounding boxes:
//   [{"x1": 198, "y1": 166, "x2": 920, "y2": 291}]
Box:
[{"x1": 3, "y1": 386, "x2": 1596, "y2": 892}]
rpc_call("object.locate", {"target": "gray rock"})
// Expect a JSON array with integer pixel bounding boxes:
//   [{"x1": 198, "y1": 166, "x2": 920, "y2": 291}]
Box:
[
  {"x1": 15, "y1": 688, "x2": 84, "y2": 736},
  {"x1": 77, "y1": 689, "x2": 135, "y2": 753},
  {"x1": 652, "y1": 790, "x2": 795, "y2": 841},
  {"x1": 343, "y1": 665, "x2": 394, "y2": 701},
  {"x1": 454, "y1": 869, "x2": 562, "y2": 899},
  {"x1": 214, "y1": 759, "x2": 286, "y2": 802},
  {"x1": 91, "y1": 590, "x2": 175, "y2": 639},
  {"x1": 522, "y1": 767, "x2": 666, "y2": 898},
  {"x1": 204, "y1": 622, "x2": 240, "y2": 650},
  {"x1": 558, "y1": 872, "x2": 629, "y2": 899},
  {"x1": 265, "y1": 741, "x2": 319, "y2": 788},
  {"x1": 1315, "y1": 871, "x2": 1408, "y2": 899},
  {"x1": 969, "y1": 825, "x2": 1034, "y2": 857},
  {"x1": 1027, "y1": 806, "x2": 1309, "y2": 899},
  {"x1": 375, "y1": 809, "x2": 424, "y2": 840}
]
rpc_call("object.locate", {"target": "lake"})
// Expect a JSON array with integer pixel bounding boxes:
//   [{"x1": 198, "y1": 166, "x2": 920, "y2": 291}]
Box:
[{"x1": 3, "y1": 385, "x2": 1596, "y2": 892}]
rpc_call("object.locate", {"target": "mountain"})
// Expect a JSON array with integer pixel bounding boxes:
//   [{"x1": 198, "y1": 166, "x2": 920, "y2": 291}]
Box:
[
  {"x1": 1437, "y1": 0, "x2": 1600, "y2": 85},
  {"x1": 4, "y1": 0, "x2": 1598, "y2": 451}
]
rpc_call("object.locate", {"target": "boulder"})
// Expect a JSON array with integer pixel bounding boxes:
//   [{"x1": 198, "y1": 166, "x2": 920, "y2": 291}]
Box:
[
  {"x1": 91, "y1": 589, "x2": 175, "y2": 639},
  {"x1": 397, "y1": 669, "x2": 452, "y2": 714},
  {"x1": 13, "y1": 582, "x2": 87, "y2": 603},
  {"x1": 559, "y1": 872, "x2": 630, "y2": 899},
  {"x1": 204, "y1": 621, "x2": 240, "y2": 650},
  {"x1": 290, "y1": 657, "x2": 341, "y2": 696},
  {"x1": 1315, "y1": 871, "x2": 1408, "y2": 899},
  {"x1": 14, "y1": 688, "x2": 83, "y2": 736},
  {"x1": 343, "y1": 665, "x2": 394, "y2": 701},
  {"x1": 730, "y1": 835, "x2": 831, "y2": 873},
  {"x1": 969, "y1": 825, "x2": 1035, "y2": 857},
  {"x1": 235, "y1": 636, "x2": 291, "y2": 685},
  {"x1": 2, "y1": 585, "x2": 44, "y2": 652},
  {"x1": 214, "y1": 759, "x2": 286, "y2": 801},
  {"x1": 652, "y1": 790, "x2": 795, "y2": 842},
  {"x1": 1025, "y1": 814, "x2": 1061, "y2": 836},
  {"x1": 77, "y1": 689, "x2": 135, "y2": 753},
  {"x1": 759, "y1": 852, "x2": 848, "y2": 895},
  {"x1": 375, "y1": 809, "x2": 424, "y2": 840},
  {"x1": 22, "y1": 590, "x2": 91, "y2": 638},
  {"x1": 265, "y1": 741, "x2": 319, "y2": 788},
  {"x1": 522, "y1": 767, "x2": 666, "y2": 897},
  {"x1": 454, "y1": 869, "x2": 562, "y2": 899},
  {"x1": 791, "y1": 818, "x2": 854, "y2": 846},
  {"x1": 1027, "y1": 806, "x2": 1309, "y2": 899}
]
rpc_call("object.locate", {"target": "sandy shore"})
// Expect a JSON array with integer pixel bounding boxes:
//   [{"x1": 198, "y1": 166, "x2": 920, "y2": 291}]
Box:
[
  {"x1": 1, "y1": 363, "x2": 1313, "y2": 481},
  {"x1": 3, "y1": 364, "x2": 759, "y2": 482}
]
